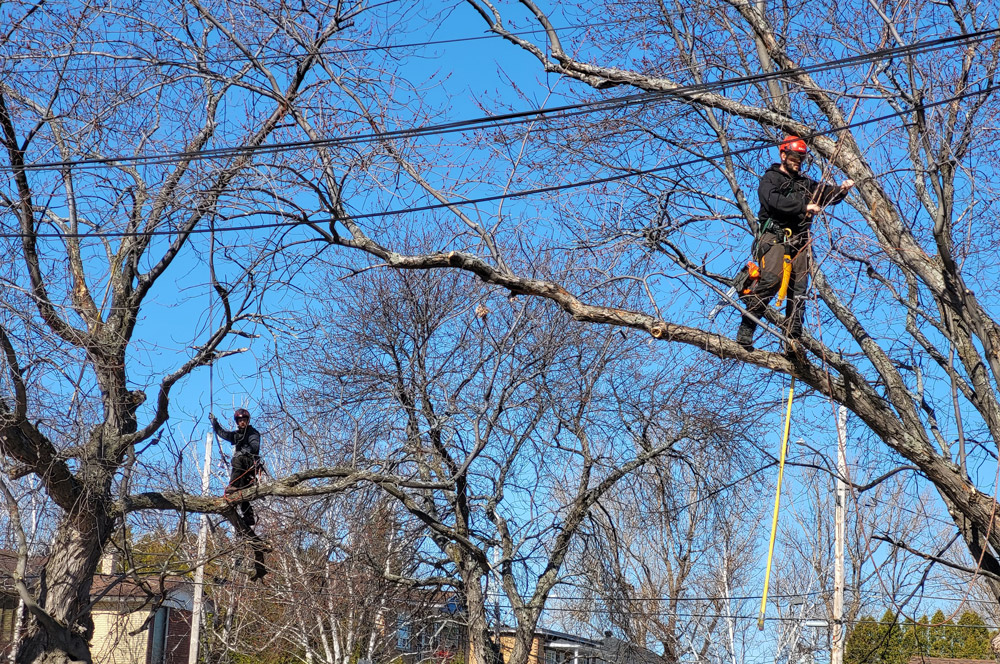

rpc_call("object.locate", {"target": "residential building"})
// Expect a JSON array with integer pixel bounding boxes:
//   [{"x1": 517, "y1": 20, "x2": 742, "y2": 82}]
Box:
[
  {"x1": 89, "y1": 573, "x2": 194, "y2": 664},
  {"x1": 0, "y1": 550, "x2": 193, "y2": 664},
  {"x1": 391, "y1": 594, "x2": 466, "y2": 664},
  {"x1": 483, "y1": 627, "x2": 665, "y2": 664}
]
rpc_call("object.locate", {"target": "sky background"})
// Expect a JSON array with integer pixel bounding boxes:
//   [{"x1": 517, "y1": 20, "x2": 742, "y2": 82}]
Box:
[
  {"x1": 137, "y1": 1, "x2": 601, "y2": 486},
  {"x1": 5, "y1": 1, "x2": 990, "y2": 661}
]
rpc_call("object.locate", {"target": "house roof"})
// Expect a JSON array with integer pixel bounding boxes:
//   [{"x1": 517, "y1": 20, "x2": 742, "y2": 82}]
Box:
[
  {"x1": 90, "y1": 574, "x2": 194, "y2": 611},
  {"x1": 497, "y1": 626, "x2": 601, "y2": 647},
  {"x1": 496, "y1": 627, "x2": 664, "y2": 664},
  {"x1": 598, "y1": 636, "x2": 664, "y2": 664},
  {"x1": 0, "y1": 549, "x2": 192, "y2": 610},
  {"x1": 0, "y1": 550, "x2": 45, "y2": 594},
  {"x1": 91, "y1": 574, "x2": 191, "y2": 600}
]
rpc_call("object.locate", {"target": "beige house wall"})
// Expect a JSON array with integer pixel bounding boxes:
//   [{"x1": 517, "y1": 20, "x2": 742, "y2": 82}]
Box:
[
  {"x1": 500, "y1": 635, "x2": 544, "y2": 664},
  {"x1": 1, "y1": 601, "x2": 19, "y2": 660},
  {"x1": 91, "y1": 608, "x2": 150, "y2": 664}
]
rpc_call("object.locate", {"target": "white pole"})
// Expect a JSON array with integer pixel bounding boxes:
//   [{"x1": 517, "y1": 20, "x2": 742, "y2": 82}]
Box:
[
  {"x1": 832, "y1": 406, "x2": 847, "y2": 664},
  {"x1": 8, "y1": 598, "x2": 23, "y2": 664},
  {"x1": 189, "y1": 431, "x2": 214, "y2": 664}
]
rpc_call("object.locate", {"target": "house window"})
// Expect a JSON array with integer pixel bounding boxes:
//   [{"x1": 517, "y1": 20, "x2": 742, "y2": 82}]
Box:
[
  {"x1": 545, "y1": 650, "x2": 566, "y2": 664},
  {"x1": 397, "y1": 615, "x2": 411, "y2": 651},
  {"x1": 1, "y1": 602, "x2": 16, "y2": 642},
  {"x1": 439, "y1": 624, "x2": 461, "y2": 650}
]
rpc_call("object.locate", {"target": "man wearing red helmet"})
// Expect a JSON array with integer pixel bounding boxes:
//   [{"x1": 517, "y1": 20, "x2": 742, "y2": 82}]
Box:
[
  {"x1": 735, "y1": 135, "x2": 855, "y2": 350},
  {"x1": 210, "y1": 408, "x2": 262, "y2": 528}
]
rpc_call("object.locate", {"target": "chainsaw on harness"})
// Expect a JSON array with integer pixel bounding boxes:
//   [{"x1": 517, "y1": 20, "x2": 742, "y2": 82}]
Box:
[{"x1": 707, "y1": 220, "x2": 792, "y2": 321}]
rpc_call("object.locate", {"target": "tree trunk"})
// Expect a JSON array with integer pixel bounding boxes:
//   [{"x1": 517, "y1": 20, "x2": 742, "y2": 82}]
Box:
[
  {"x1": 463, "y1": 564, "x2": 500, "y2": 664},
  {"x1": 506, "y1": 622, "x2": 539, "y2": 664},
  {"x1": 16, "y1": 508, "x2": 113, "y2": 664}
]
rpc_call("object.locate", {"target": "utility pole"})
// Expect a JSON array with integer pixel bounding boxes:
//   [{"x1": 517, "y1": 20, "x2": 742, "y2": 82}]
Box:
[
  {"x1": 832, "y1": 406, "x2": 848, "y2": 664},
  {"x1": 189, "y1": 431, "x2": 214, "y2": 664}
]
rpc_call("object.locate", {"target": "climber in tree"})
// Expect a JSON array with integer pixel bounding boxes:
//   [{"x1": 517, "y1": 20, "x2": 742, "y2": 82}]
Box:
[
  {"x1": 209, "y1": 408, "x2": 261, "y2": 528},
  {"x1": 735, "y1": 135, "x2": 854, "y2": 350}
]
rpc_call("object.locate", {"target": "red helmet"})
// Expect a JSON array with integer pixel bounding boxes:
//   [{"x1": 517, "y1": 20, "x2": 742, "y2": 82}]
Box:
[
  {"x1": 234, "y1": 408, "x2": 251, "y2": 422},
  {"x1": 780, "y1": 135, "x2": 808, "y2": 154}
]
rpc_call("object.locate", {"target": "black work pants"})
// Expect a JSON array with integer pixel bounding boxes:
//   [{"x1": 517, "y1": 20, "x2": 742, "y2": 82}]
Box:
[
  {"x1": 739, "y1": 231, "x2": 810, "y2": 339},
  {"x1": 226, "y1": 453, "x2": 257, "y2": 527}
]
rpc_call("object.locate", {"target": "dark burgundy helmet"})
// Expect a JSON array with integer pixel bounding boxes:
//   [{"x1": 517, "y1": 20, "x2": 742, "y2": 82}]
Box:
[{"x1": 234, "y1": 408, "x2": 251, "y2": 422}]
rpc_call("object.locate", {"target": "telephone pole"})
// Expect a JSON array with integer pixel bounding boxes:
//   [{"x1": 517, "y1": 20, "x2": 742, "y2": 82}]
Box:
[
  {"x1": 189, "y1": 431, "x2": 213, "y2": 664},
  {"x1": 832, "y1": 406, "x2": 848, "y2": 664}
]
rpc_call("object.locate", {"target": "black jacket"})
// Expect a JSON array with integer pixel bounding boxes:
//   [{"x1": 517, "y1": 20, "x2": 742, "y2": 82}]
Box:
[
  {"x1": 212, "y1": 420, "x2": 261, "y2": 459},
  {"x1": 757, "y1": 164, "x2": 848, "y2": 236}
]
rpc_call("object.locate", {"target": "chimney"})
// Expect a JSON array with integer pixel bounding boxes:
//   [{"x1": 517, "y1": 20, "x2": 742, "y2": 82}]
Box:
[{"x1": 99, "y1": 547, "x2": 118, "y2": 575}]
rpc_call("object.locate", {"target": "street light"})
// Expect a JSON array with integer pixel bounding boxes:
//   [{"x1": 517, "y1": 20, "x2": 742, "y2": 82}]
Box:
[{"x1": 803, "y1": 619, "x2": 833, "y2": 664}]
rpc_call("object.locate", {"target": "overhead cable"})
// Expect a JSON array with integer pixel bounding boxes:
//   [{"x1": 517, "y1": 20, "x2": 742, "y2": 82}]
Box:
[
  {"x1": 5, "y1": 26, "x2": 998, "y2": 173},
  {"x1": 4, "y1": 81, "x2": 995, "y2": 240}
]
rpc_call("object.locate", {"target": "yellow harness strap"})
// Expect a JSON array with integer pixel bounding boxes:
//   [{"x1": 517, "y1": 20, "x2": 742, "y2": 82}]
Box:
[{"x1": 774, "y1": 229, "x2": 793, "y2": 308}]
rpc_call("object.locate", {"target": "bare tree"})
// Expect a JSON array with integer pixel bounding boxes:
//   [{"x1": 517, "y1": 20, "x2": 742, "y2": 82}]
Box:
[
  {"x1": 280, "y1": 260, "x2": 759, "y2": 664},
  {"x1": 299, "y1": 0, "x2": 1000, "y2": 637},
  {"x1": 191, "y1": 493, "x2": 423, "y2": 664},
  {"x1": 560, "y1": 455, "x2": 767, "y2": 664},
  {"x1": 0, "y1": 1, "x2": 449, "y2": 661}
]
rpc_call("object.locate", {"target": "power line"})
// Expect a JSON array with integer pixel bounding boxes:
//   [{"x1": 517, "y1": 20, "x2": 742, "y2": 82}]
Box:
[
  {"x1": 5, "y1": 26, "x2": 997, "y2": 174},
  {"x1": 125, "y1": 548, "x2": 939, "y2": 608},
  {"x1": 544, "y1": 590, "x2": 833, "y2": 603},
  {"x1": 0, "y1": 19, "x2": 631, "y2": 75},
  {"x1": 4, "y1": 80, "x2": 996, "y2": 240},
  {"x1": 105, "y1": 550, "x2": 990, "y2": 612},
  {"x1": 188, "y1": 575, "x2": 1000, "y2": 627}
]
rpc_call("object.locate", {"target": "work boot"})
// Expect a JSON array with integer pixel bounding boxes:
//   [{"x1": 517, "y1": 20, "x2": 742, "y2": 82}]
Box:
[
  {"x1": 249, "y1": 549, "x2": 268, "y2": 582},
  {"x1": 735, "y1": 322, "x2": 755, "y2": 351},
  {"x1": 782, "y1": 337, "x2": 805, "y2": 358}
]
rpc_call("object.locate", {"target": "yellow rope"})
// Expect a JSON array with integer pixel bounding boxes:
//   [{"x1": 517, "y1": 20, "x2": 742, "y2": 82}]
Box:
[{"x1": 758, "y1": 376, "x2": 796, "y2": 630}]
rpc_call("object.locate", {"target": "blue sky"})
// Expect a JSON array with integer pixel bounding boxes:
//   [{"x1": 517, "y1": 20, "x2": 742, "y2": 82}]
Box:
[
  {"x1": 130, "y1": 1, "x2": 596, "y2": 485},
  {"x1": 4, "y1": 2, "x2": 989, "y2": 659}
]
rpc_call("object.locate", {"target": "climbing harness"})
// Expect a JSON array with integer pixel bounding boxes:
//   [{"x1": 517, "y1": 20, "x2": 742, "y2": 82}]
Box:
[
  {"x1": 773, "y1": 228, "x2": 794, "y2": 309},
  {"x1": 708, "y1": 215, "x2": 788, "y2": 323},
  {"x1": 758, "y1": 376, "x2": 795, "y2": 630}
]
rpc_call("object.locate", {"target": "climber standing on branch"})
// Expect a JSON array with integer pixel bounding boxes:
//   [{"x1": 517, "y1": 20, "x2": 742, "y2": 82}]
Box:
[
  {"x1": 210, "y1": 408, "x2": 262, "y2": 528},
  {"x1": 735, "y1": 136, "x2": 855, "y2": 351}
]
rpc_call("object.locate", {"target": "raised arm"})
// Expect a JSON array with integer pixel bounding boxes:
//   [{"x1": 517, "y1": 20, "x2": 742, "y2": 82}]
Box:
[{"x1": 209, "y1": 414, "x2": 235, "y2": 443}]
